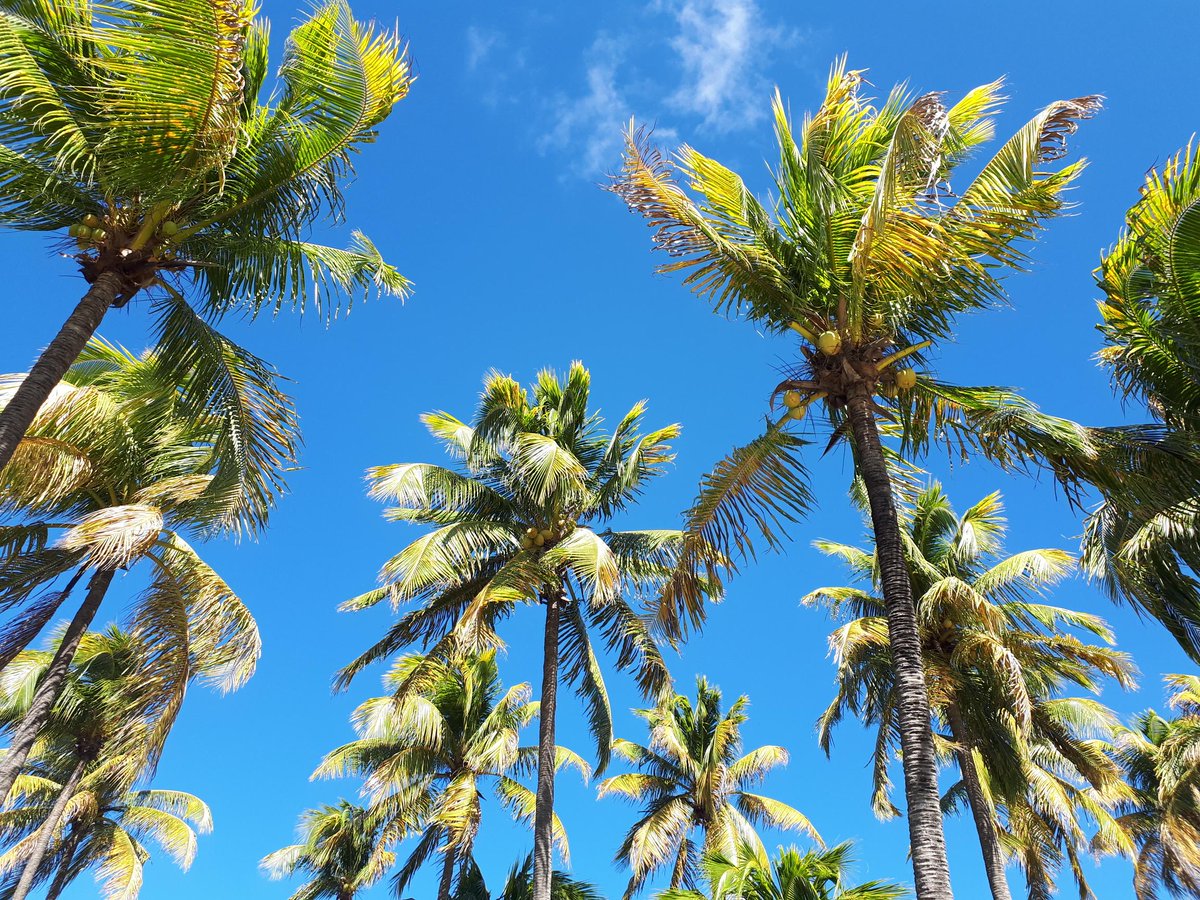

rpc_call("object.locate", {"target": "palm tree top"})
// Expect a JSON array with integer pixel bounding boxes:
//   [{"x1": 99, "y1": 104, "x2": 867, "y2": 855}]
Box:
[
  {"x1": 1, "y1": 0, "x2": 412, "y2": 316},
  {"x1": 262, "y1": 800, "x2": 393, "y2": 900}
]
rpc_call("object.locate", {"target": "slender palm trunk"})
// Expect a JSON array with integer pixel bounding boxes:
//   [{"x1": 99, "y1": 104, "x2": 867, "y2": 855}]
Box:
[
  {"x1": 532, "y1": 590, "x2": 563, "y2": 900},
  {"x1": 946, "y1": 705, "x2": 1012, "y2": 900},
  {"x1": 44, "y1": 825, "x2": 81, "y2": 900},
  {"x1": 12, "y1": 756, "x2": 86, "y2": 900},
  {"x1": 436, "y1": 841, "x2": 458, "y2": 900},
  {"x1": 844, "y1": 385, "x2": 954, "y2": 900},
  {"x1": 0, "y1": 568, "x2": 114, "y2": 804},
  {"x1": 0, "y1": 567, "x2": 86, "y2": 672},
  {"x1": 0, "y1": 271, "x2": 123, "y2": 475}
]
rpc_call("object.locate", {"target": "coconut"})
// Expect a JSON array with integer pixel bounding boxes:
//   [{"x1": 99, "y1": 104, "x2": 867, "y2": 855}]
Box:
[
  {"x1": 539, "y1": 529, "x2": 553, "y2": 541},
  {"x1": 67, "y1": 224, "x2": 83, "y2": 238},
  {"x1": 82, "y1": 213, "x2": 101, "y2": 228},
  {"x1": 534, "y1": 534, "x2": 545, "y2": 547},
  {"x1": 161, "y1": 220, "x2": 180, "y2": 237},
  {"x1": 895, "y1": 368, "x2": 918, "y2": 390},
  {"x1": 782, "y1": 390, "x2": 802, "y2": 408},
  {"x1": 521, "y1": 536, "x2": 534, "y2": 550},
  {"x1": 91, "y1": 227, "x2": 108, "y2": 242},
  {"x1": 787, "y1": 405, "x2": 806, "y2": 421},
  {"x1": 817, "y1": 330, "x2": 842, "y2": 356}
]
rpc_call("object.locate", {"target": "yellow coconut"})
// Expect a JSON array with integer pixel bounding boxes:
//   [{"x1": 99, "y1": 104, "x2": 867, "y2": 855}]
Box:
[
  {"x1": 534, "y1": 534, "x2": 545, "y2": 547},
  {"x1": 895, "y1": 368, "x2": 918, "y2": 390},
  {"x1": 817, "y1": 330, "x2": 842, "y2": 356},
  {"x1": 783, "y1": 390, "x2": 802, "y2": 408},
  {"x1": 788, "y1": 405, "x2": 806, "y2": 421}
]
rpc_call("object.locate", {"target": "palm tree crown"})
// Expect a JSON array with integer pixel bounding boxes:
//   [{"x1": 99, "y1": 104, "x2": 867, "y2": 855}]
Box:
[
  {"x1": 599, "y1": 676, "x2": 819, "y2": 898},
  {"x1": 0, "y1": 0, "x2": 411, "y2": 475},
  {"x1": 315, "y1": 651, "x2": 586, "y2": 899},
  {"x1": 262, "y1": 801, "x2": 392, "y2": 900},
  {"x1": 808, "y1": 483, "x2": 1136, "y2": 900}
]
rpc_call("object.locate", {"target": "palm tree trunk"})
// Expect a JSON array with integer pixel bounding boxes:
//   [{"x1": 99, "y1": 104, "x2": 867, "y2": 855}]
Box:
[
  {"x1": 44, "y1": 825, "x2": 82, "y2": 900},
  {"x1": 844, "y1": 384, "x2": 954, "y2": 900},
  {"x1": 436, "y1": 842, "x2": 458, "y2": 900},
  {"x1": 12, "y1": 756, "x2": 86, "y2": 900},
  {"x1": 0, "y1": 270, "x2": 122, "y2": 475},
  {"x1": 532, "y1": 590, "x2": 563, "y2": 900},
  {"x1": 0, "y1": 567, "x2": 114, "y2": 804},
  {"x1": 946, "y1": 704, "x2": 1012, "y2": 900},
  {"x1": 0, "y1": 567, "x2": 86, "y2": 672}
]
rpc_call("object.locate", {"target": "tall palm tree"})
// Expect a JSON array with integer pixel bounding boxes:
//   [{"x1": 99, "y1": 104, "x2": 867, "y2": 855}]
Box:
[
  {"x1": 1097, "y1": 675, "x2": 1200, "y2": 898},
  {"x1": 315, "y1": 651, "x2": 587, "y2": 900},
  {"x1": 0, "y1": 340, "x2": 269, "y2": 803},
  {"x1": 611, "y1": 60, "x2": 1100, "y2": 900},
  {"x1": 453, "y1": 855, "x2": 603, "y2": 900},
  {"x1": 0, "y1": 0, "x2": 411, "y2": 474},
  {"x1": 658, "y1": 841, "x2": 908, "y2": 900},
  {"x1": 807, "y1": 484, "x2": 1135, "y2": 900},
  {"x1": 339, "y1": 362, "x2": 698, "y2": 900},
  {"x1": 599, "y1": 676, "x2": 819, "y2": 898},
  {"x1": 0, "y1": 627, "x2": 207, "y2": 899},
  {"x1": 262, "y1": 801, "x2": 392, "y2": 900},
  {"x1": 1084, "y1": 140, "x2": 1200, "y2": 658}
]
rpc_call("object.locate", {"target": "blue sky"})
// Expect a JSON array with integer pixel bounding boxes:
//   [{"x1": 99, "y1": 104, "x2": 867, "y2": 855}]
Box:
[{"x1": 5, "y1": 0, "x2": 1200, "y2": 897}]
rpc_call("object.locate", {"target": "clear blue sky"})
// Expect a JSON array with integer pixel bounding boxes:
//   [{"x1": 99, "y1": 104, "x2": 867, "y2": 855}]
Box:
[{"x1": 5, "y1": 1, "x2": 1200, "y2": 897}]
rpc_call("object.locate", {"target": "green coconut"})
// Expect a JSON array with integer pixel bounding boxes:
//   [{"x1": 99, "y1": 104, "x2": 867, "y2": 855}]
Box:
[
  {"x1": 534, "y1": 533, "x2": 545, "y2": 547},
  {"x1": 82, "y1": 213, "x2": 101, "y2": 228},
  {"x1": 817, "y1": 330, "x2": 842, "y2": 356},
  {"x1": 91, "y1": 227, "x2": 108, "y2": 242},
  {"x1": 160, "y1": 220, "x2": 180, "y2": 237}
]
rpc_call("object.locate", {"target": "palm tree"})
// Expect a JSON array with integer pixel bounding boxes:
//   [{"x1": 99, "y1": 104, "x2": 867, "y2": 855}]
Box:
[
  {"x1": 0, "y1": 627, "x2": 208, "y2": 899},
  {"x1": 658, "y1": 841, "x2": 908, "y2": 900},
  {"x1": 611, "y1": 60, "x2": 1099, "y2": 900},
  {"x1": 314, "y1": 651, "x2": 587, "y2": 900},
  {"x1": 807, "y1": 484, "x2": 1135, "y2": 900},
  {"x1": 599, "y1": 676, "x2": 819, "y2": 897},
  {"x1": 339, "y1": 362, "x2": 697, "y2": 900},
  {"x1": 1084, "y1": 140, "x2": 1200, "y2": 659},
  {"x1": 454, "y1": 855, "x2": 603, "y2": 900},
  {"x1": 1097, "y1": 675, "x2": 1200, "y2": 898},
  {"x1": 0, "y1": 0, "x2": 411, "y2": 474},
  {"x1": 0, "y1": 770, "x2": 211, "y2": 899},
  {"x1": 262, "y1": 801, "x2": 392, "y2": 900},
  {"x1": 0, "y1": 340, "x2": 269, "y2": 804}
]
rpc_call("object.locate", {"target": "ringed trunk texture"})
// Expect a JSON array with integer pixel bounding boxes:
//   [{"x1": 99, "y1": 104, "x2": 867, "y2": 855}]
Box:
[
  {"x1": 0, "y1": 271, "x2": 123, "y2": 475},
  {"x1": 436, "y1": 840, "x2": 458, "y2": 900},
  {"x1": 844, "y1": 385, "x2": 954, "y2": 900},
  {"x1": 532, "y1": 591, "x2": 563, "y2": 900},
  {"x1": 12, "y1": 756, "x2": 86, "y2": 900},
  {"x1": 0, "y1": 568, "x2": 115, "y2": 804},
  {"x1": 946, "y1": 705, "x2": 1013, "y2": 900}
]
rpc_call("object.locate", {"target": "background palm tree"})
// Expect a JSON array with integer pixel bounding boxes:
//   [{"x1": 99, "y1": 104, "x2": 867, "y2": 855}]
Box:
[
  {"x1": 0, "y1": 0, "x2": 411, "y2": 474},
  {"x1": 315, "y1": 651, "x2": 587, "y2": 900},
  {"x1": 1097, "y1": 675, "x2": 1200, "y2": 898},
  {"x1": 658, "y1": 841, "x2": 908, "y2": 900},
  {"x1": 611, "y1": 58, "x2": 1099, "y2": 900},
  {"x1": 0, "y1": 627, "x2": 209, "y2": 899},
  {"x1": 453, "y1": 854, "x2": 603, "y2": 900},
  {"x1": 807, "y1": 484, "x2": 1135, "y2": 900},
  {"x1": 339, "y1": 362, "x2": 699, "y2": 900},
  {"x1": 1084, "y1": 140, "x2": 1200, "y2": 659},
  {"x1": 262, "y1": 801, "x2": 392, "y2": 900},
  {"x1": 599, "y1": 676, "x2": 819, "y2": 898},
  {"x1": 0, "y1": 341, "x2": 268, "y2": 803}
]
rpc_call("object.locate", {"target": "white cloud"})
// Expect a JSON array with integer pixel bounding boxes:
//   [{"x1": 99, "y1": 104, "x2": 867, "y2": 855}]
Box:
[
  {"x1": 541, "y1": 36, "x2": 672, "y2": 177},
  {"x1": 466, "y1": 25, "x2": 500, "y2": 72},
  {"x1": 663, "y1": 0, "x2": 794, "y2": 131}
]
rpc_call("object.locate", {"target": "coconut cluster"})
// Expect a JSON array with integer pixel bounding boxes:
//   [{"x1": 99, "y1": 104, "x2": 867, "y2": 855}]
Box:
[
  {"x1": 65, "y1": 212, "x2": 183, "y2": 256},
  {"x1": 519, "y1": 514, "x2": 575, "y2": 551}
]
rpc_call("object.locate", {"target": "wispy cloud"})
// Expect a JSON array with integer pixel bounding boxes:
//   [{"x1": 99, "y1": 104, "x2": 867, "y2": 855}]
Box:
[
  {"x1": 663, "y1": 0, "x2": 796, "y2": 131},
  {"x1": 541, "y1": 36, "x2": 673, "y2": 177},
  {"x1": 465, "y1": 25, "x2": 499, "y2": 73}
]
